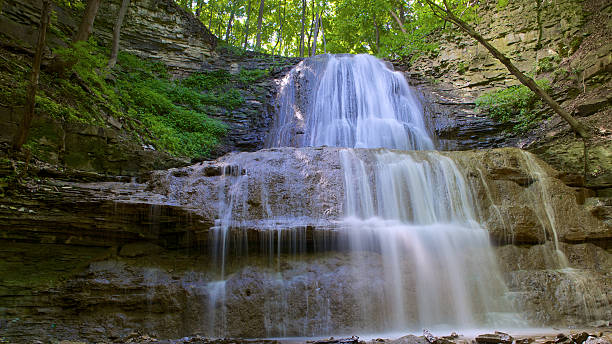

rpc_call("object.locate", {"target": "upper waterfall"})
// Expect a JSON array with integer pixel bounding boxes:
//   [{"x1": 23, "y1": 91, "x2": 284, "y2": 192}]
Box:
[{"x1": 267, "y1": 54, "x2": 434, "y2": 150}]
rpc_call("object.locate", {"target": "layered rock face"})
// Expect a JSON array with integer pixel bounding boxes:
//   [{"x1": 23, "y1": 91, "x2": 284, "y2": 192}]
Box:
[
  {"x1": 1, "y1": 147, "x2": 610, "y2": 341},
  {"x1": 0, "y1": 0, "x2": 217, "y2": 74},
  {"x1": 0, "y1": 0, "x2": 300, "y2": 173},
  {"x1": 403, "y1": 0, "x2": 611, "y2": 194}
]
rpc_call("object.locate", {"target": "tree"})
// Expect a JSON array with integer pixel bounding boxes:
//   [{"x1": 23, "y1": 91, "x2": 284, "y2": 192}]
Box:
[
  {"x1": 418, "y1": 0, "x2": 590, "y2": 139},
  {"x1": 13, "y1": 0, "x2": 51, "y2": 150},
  {"x1": 389, "y1": 9, "x2": 406, "y2": 33},
  {"x1": 311, "y1": 10, "x2": 319, "y2": 55},
  {"x1": 225, "y1": 0, "x2": 238, "y2": 42},
  {"x1": 73, "y1": 0, "x2": 102, "y2": 43},
  {"x1": 255, "y1": 0, "x2": 265, "y2": 48},
  {"x1": 195, "y1": 0, "x2": 204, "y2": 17},
  {"x1": 108, "y1": 0, "x2": 130, "y2": 69},
  {"x1": 299, "y1": 0, "x2": 306, "y2": 56},
  {"x1": 272, "y1": 0, "x2": 286, "y2": 56},
  {"x1": 243, "y1": 0, "x2": 252, "y2": 48}
]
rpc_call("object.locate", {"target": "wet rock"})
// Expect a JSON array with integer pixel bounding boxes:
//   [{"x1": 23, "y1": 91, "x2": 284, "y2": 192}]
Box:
[
  {"x1": 556, "y1": 333, "x2": 570, "y2": 343},
  {"x1": 119, "y1": 242, "x2": 164, "y2": 258},
  {"x1": 423, "y1": 330, "x2": 454, "y2": 344},
  {"x1": 515, "y1": 338, "x2": 534, "y2": 344},
  {"x1": 585, "y1": 337, "x2": 612, "y2": 344},
  {"x1": 475, "y1": 332, "x2": 513, "y2": 344},
  {"x1": 556, "y1": 173, "x2": 585, "y2": 187},
  {"x1": 390, "y1": 335, "x2": 430, "y2": 344},
  {"x1": 574, "y1": 97, "x2": 610, "y2": 117},
  {"x1": 488, "y1": 167, "x2": 534, "y2": 186},
  {"x1": 203, "y1": 166, "x2": 223, "y2": 177},
  {"x1": 570, "y1": 332, "x2": 590, "y2": 344},
  {"x1": 309, "y1": 336, "x2": 360, "y2": 343}
]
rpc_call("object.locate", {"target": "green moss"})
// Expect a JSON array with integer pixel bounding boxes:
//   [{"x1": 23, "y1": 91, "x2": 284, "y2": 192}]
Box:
[
  {"x1": 496, "y1": 0, "x2": 509, "y2": 10},
  {"x1": 237, "y1": 68, "x2": 269, "y2": 84},
  {"x1": 457, "y1": 62, "x2": 468, "y2": 75},
  {"x1": 536, "y1": 55, "x2": 560, "y2": 74},
  {"x1": 553, "y1": 68, "x2": 569, "y2": 80},
  {"x1": 2, "y1": 40, "x2": 234, "y2": 159},
  {"x1": 475, "y1": 79, "x2": 552, "y2": 132},
  {"x1": 569, "y1": 36, "x2": 583, "y2": 54}
]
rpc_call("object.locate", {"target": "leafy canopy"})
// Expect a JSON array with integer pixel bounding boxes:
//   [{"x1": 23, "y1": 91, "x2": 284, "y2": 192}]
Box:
[{"x1": 176, "y1": 0, "x2": 479, "y2": 61}]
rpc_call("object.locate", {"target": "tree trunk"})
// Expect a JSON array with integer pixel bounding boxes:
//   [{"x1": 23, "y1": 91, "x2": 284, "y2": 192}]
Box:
[
  {"x1": 13, "y1": 0, "x2": 51, "y2": 150},
  {"x1": 311, "y1": 11, "x2": 319, "y2": 56},
  {"x1": 225, "y1": 2, "x2": 237, "y2": 42},
  {"x1": 73, "y1": 0, "x2": 102, "y2": 43},
  {"x1": 373, "y1": 13, "x2": 380, "y2": 54},
  {"x1": 255, "y1": 0, "x2": 265, "y2": 49},
  {"x1": 299, "y1": 0, "x2": 306, "y2": 57},
  {"x1": 107, "y1": 0, "x2": 130, "y2": 69},
  {"x1": 195, "y1": 0, "x2": 204, "y2": 18},
  {"x1": 421, "y1": 0, "x2": 589, "y2": 138},
  {"x1": 389, "y1": 9, "x2": 406, "y2": 33},
  {"x1": 306, "y1": 0, "x2": 315, "y2": 56},
  {"x1": 273, "y1": 0, "x2": 285, "y2": 56},
  {"x1": 320, "y1": 12, "x2": 326, "y2": 53},
  {"x1": 243, "y1": 0, "x2": 252, "y2": 48},
  {"x1": 209, "y1": 2, "x2": 214, "y2": 31}
]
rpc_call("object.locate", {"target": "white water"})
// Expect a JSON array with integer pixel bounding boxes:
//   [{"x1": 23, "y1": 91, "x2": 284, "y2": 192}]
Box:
[
  {"x1": 209, "y1": 54, "x2": 525, "y2": 335},
  {"x1": 268, "y1": 54, "x2": 434, "y2": 150},
  {"x1": 338, "y1": 148, "x2": 515, "y2": 330}
]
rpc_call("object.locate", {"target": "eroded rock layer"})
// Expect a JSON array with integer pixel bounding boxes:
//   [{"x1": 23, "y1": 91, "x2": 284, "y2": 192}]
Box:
[{"x1": 1, "y1": 147, "x2": 610, "y2": 341}]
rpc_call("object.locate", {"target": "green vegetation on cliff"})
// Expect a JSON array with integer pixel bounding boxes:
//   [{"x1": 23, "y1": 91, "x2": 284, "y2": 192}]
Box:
[
  {"x1": 475, "y1": 79, "x2": 552, "y2": 132},
  {"x1": 1, "y1": 40, "x2": 234, "y2": 159}
]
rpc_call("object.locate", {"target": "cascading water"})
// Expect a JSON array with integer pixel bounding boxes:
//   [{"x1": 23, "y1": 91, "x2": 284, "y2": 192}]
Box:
[
  {"x1": 207, "y1": 53, "x2": 526, "y2": 336},
  {"x1": 267, "y1": 54, "x2": 434, "y2": 150}
]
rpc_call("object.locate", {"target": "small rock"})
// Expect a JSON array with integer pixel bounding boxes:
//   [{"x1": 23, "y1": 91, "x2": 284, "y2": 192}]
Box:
[
  {"x1": 172, "y1": 170, "x2": 189, "y2": 177},
  {"x1": 203, "y1": 166, "x2": 223, "y2": 177},
  {"x1": 475, "y1": 332, "x2": 513, "y2": 344},
  {"x1": 570, "y1": 332, "x2": 590, "y2": 344},
  {"x1": 574, "y1": 97, "x2": 610, "y2": 117},
  {"x1": 515, "y1": 338, "x2": 534, "y2": 344},
  {"x1": 556, "y1": 333, "x2": 569, "y2": 343},
  {"x1": 585, "y1": 337, "x2": 611, "y2": 344}
]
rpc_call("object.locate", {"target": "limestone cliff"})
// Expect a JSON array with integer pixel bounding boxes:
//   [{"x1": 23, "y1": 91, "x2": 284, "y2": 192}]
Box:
[
  {"x1": 0, "y1": 0, "x2": 299, "y2": 175},
  {"x1": 404, "y1": 0, "x2": 611, "y2": 195}
]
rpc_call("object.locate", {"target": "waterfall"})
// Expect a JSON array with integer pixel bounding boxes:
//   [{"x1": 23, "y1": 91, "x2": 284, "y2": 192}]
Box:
[
  {"x1": 265, "y1": 54, "x2": 519, "y2": 331},
  {"x1": 267, "y1": 54, "x2": 434, "y2": 150},
  {"x1": 206, "y1": 53, "x2": 524, "y2": 336}
]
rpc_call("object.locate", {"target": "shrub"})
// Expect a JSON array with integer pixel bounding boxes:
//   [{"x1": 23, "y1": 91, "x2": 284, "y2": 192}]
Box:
[
  {"x1": 536, "y1": 55, "x2": 560, "y2": 74},
  {"x1": 475, "y1": 79, "x2": 552, "y2": 132}
]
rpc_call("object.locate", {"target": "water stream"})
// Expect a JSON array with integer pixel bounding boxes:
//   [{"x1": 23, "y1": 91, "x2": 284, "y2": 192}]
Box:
[{"x1": 209, "y1": 54, "x2": 532, "y2": 336}]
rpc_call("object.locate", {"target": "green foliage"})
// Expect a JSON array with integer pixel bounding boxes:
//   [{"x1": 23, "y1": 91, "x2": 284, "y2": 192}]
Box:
[
  {"x1": 457, "y1": 61, "x2": 468, "y2": 75},
  {"x1": 569, "y1": 36, "x2": 582, "y2": 54},
  {"x1": 536, "y1": 55, "x2": 560, "y2": 74},
  {"x1": 496, "y1": 0, "x2": 509, "y2": 10},
  {"x1": 237, "y1": 68, "x2": 269, "y2": 84},
  {"x1": 553, "y1": 68, "x2": 569, "y2": 80},
  {"x1": 113, "y1": 50, "x2": 232, "y2": 157},
  {"x1": 55, "y1": 0, "x2": 85, "y2": 10},
  {"x1": 475, "y1": 79, "x2": 552, "y2": 132},
  {"x1": 0, "y1": 40, "x2": 231, "y2": 159},
  {"x1": 177, "y1": 0, "x2": 478, "y2": 61}
]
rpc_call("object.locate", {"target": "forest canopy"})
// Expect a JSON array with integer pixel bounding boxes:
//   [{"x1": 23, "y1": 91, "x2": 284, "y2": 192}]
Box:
[{"x1": 174, "y1": 0, "x2": 477, "y2": 60}]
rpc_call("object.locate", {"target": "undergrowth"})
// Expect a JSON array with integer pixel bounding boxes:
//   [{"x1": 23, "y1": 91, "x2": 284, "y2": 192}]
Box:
[
  {"x1": 0, "y1": 40, "x2": 260, "y2": 158},
  {"x1": 475, "y1": 79, "x2": 552, "y2": 132}
]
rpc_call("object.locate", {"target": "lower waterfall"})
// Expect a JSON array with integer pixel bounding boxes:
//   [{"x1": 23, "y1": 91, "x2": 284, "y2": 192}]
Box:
[{"x1": 339, "y1": 149, "x2": 512, "y2": 330}]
